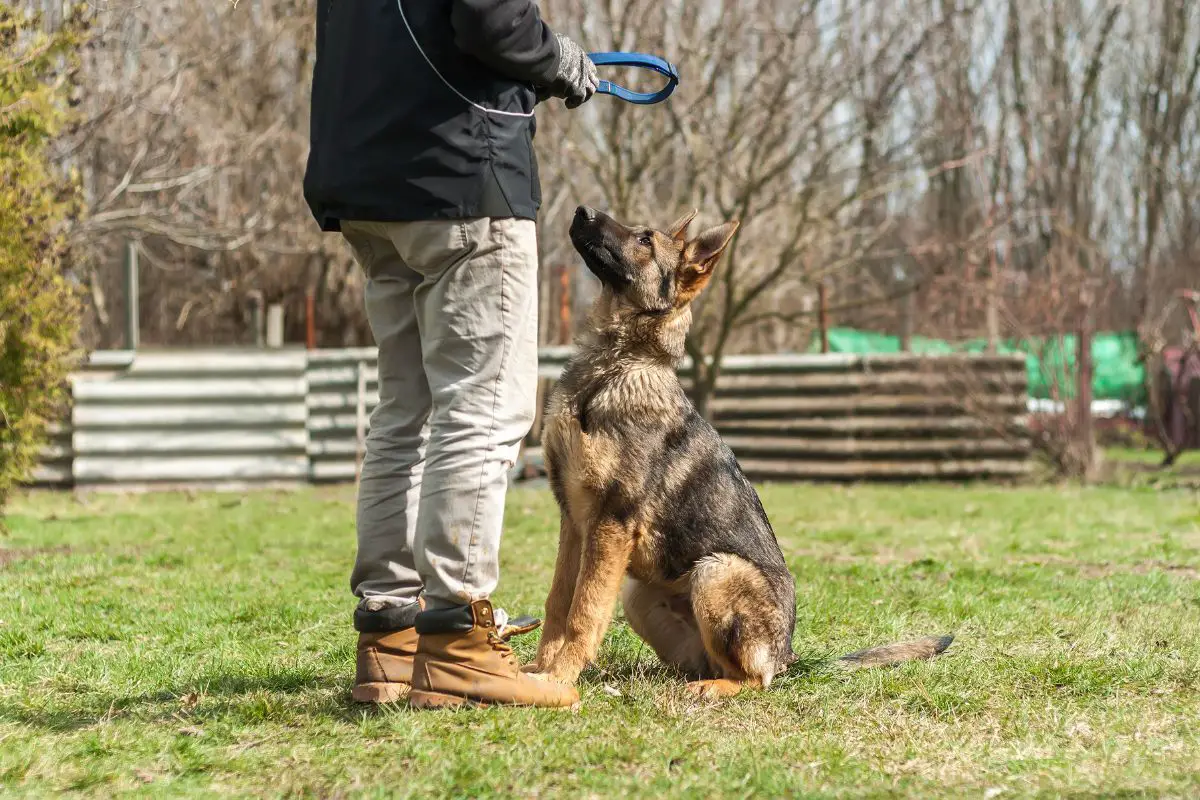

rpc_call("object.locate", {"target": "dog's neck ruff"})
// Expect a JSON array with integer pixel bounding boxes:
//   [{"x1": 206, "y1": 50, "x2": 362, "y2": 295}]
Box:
[{"x1": 580, "y1": 295, "x2": 691, "y2": 367}]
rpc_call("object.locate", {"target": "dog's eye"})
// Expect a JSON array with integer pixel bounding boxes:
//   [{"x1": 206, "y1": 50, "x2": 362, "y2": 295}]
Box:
[{"x1": 638, "y1": 233, "x2": 654, "y2": 247}]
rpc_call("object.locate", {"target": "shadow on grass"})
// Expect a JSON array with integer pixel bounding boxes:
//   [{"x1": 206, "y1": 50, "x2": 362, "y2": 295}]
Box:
[
  {"x1": 581, "y1": 649, "x2": 829, "y2": 691},
  {"x1": 0, "y1": 667, "x2": 371, "y2": 733},
  {"x1": 3, "y1": 645, "x2": 839, "y2": 733}
]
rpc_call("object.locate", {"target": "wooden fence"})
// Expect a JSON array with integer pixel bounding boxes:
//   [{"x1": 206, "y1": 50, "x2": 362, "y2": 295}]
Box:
[
  {"x1": 525, "y1": 349, "x2": 1032, "y2": 481},
  {"x1": 44, "y1": 349, "x2": 309, "y2": 488},
  {"x1": 306, "y1": 348, "x2": 376, "y2": 483},
  {"x1": 35, "y1": 348, "x2": 1031, "y2": 488}
]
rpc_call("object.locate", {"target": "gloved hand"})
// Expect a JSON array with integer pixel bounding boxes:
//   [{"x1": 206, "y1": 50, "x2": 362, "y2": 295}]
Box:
[{"x1": 542, "y1": 33, "x2": 598, "y2": 109}]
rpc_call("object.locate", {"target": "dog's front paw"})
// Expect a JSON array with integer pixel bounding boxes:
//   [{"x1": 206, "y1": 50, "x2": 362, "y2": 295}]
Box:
[
  {"x1": 525, "y1": 665, "x2": 581, "y2": 686},
  {"x1": 519, "y1": 662, "x2": 542, "y2": 674},
  {"x1": 684, "y1": 679, "x2": 743, "y2": 699}
]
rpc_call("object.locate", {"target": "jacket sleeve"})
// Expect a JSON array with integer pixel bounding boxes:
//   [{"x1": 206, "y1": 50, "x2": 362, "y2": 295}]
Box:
[{"x1": 449, "y1": 0, "x2": 562, "y2": 86}]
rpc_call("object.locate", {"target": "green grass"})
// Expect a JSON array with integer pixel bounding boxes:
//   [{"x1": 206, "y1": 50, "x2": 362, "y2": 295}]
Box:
[
  {"x1": 1101, "y1": 447, "x2": 1200, "y2": 492},
  {"x1": 1104, "y1": 446, "x2": 1200, "y2": 466},
  {"x1": 2, "y1": 482, "x2": 1200, "y2": 798}
]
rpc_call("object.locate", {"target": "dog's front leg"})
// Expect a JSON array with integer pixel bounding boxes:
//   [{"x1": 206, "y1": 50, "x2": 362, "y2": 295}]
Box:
[
  {"x1": 535, "y1": 519, "x2": 633, "y2": 684},
  {"x1": 529, "y1": 515, "x2": 582, "y2": 672}
]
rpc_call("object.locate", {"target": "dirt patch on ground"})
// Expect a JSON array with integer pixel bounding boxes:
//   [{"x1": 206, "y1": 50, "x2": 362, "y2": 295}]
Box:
[
  {"x1": 1102, "y1": 459, "x2": 1200, "y2": 489},
  {"x1": 0, "y1": 545, "x2": 73, "y2": 570}
]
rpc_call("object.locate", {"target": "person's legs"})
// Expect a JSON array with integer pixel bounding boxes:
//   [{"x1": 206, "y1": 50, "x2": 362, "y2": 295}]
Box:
[
  {"x1": 386, "y1": 217, "x2": 540, "y2": 609},
  {"x1": 341, "y1": 221, "x2": 429, "y2": 633},
  {"x1": 371, "y1": 216, "x2": 575, "y2": 708}
]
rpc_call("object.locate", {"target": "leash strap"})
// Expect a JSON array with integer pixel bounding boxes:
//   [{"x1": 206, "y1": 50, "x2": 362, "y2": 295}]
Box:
[{"x1": 588, "y1": 52, "x2": 679, "y2": 105}]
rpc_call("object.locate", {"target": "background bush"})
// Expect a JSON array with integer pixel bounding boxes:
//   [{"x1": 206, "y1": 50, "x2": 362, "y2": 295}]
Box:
[{"x1": 0, "y1": 6, "x2": 87, "y2": 513}]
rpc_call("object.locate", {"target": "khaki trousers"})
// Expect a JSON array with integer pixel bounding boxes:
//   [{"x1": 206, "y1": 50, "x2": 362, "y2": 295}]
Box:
[{"x1": 340, "y1": 218, "x2": 539, "y2": 612}]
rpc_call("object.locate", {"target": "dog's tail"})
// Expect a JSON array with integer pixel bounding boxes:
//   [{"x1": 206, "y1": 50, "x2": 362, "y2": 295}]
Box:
[{"x1": 834, "y1": 634, "x2": 954, "y2": 670}]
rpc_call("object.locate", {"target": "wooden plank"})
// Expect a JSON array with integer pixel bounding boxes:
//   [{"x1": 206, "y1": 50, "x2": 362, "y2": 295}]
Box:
[
  {"x1": 306, "y1": 365, "x2": 380, "y2": 388},
  {"x1": 709, "y1": 394, "x2": 1028, "y2": 419},
  {"x1": 736, "y1": 457, "x2": 1032, "y2": 480},
  {"x1": 74, "y1": 429, "x2": 308, "y2": 455},
  {"x1": 307, "y1": 390, "x2": 381, "y2": 412},
  {"x1": 705, "y1": 369, "x2": 1027, "y2": 393},
  {"x1": 73, "y1": 377, "x2": 306, "y2": 402},
  {"x1": 538, "y1": 363, "x2": 570, "y2": 380},
  {"x1": 74, "y1": 455, "x2": 310, "y2": 483},
  {"x1": 123, "y1": 350, "x2": 307, "y2": 375},
  {"x1": 702, "y1": 353, "x2": 1024, "y2": 374},
  {"x1": 306, "y1": 412, "x2": 376, "y2": 433},
  {"x1": 308, "y1": 438, "x2": 369, "y2": 457},
  {"x1": 37, "y1": 442, "x2": 73, "y2": 460},
  {"x1": 716, "y1": 415, "x2": 1030, "y2": 437},
  {"x1": 858, "y1": 353, "x2": 1026, "y2": 372},
  {"x1": 32, "y1": 463, "x2": 73, "y2": 485},
  {"x1": 74, "y1": 403, "x2": 307, "y2": 428},
  {"x1": 310, "y1": 460, "x2": 359, "y2": 482},
  {"x1": 306, "y1": 348, "x2": 379, "y2": 365},
  {"x1": 663, "y1": 380, "x2": 1027, "y2": 402},
  {"x1": 701, "y1": 353, "x2": 861, "y2": 372},
  {"x1": 84, "y1": 350, "x2": 136, "y2": 370},
  {"x1": 722, "y1": 436, "x2": 1030, "y2": 458}
]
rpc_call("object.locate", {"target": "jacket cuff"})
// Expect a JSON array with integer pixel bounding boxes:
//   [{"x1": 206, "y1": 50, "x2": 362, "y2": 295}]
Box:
[{"x1": 534, "y1": 31, "x2": 563, "y2": 88}]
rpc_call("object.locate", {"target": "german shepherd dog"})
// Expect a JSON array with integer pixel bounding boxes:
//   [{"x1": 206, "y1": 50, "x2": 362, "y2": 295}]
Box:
[{"x1": 526, "y1": 206, "x2": 953, "y2": 698}]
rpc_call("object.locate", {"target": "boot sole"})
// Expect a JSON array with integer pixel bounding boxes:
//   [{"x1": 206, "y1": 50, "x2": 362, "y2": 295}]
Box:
[
  {"x1": 351, "y1": 682, "x2": 411, "y2": 704},
  {"x1": 409, "y1": 690, "x2": 579, "y2": 711}
]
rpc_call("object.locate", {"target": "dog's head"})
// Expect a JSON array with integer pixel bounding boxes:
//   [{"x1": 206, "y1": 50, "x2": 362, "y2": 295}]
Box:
[{"x1": 569, "y1": 206, "x2": 739, "y2": 316}]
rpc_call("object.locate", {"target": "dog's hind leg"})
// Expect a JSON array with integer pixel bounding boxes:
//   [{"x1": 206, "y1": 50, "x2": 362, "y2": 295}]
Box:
[
  {"x1": 620, "y1": 578, "x2": 710, "y2": 679},
  {"x1": 687, "y1": 554, "x2": 784, "y2": 698}
]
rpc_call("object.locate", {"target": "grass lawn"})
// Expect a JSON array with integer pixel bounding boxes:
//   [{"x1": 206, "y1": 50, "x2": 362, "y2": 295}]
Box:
[
  {"x1": 1104, "y1": 447, "x2": 1200, "y2": 468},
  {"x1": 2, "y1": 481, "x2": 1200, "y2": 798}
]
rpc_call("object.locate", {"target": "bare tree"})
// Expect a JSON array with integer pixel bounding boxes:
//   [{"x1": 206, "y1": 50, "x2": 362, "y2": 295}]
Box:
[{"x1": 537, "y1": 0, "x2": 973, "y2": 417}]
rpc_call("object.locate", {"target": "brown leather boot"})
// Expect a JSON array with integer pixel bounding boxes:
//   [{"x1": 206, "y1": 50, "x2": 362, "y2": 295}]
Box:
[
  {"x1": 352, "y1": 627, "x2": 420, "y2": 703},
  {"x1": 351, "y1": 598, "x2": 425, "y2": 704},
  {"x1": 409, "y1": 600, "x2": 579, "y2": 709}
]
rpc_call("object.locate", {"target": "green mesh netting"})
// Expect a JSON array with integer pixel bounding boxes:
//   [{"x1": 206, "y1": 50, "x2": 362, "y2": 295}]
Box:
[{"x1": 806, "y1": 328, "x2": 1145, "y2": 403}]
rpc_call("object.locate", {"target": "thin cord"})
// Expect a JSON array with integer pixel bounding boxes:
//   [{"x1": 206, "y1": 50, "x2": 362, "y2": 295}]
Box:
[{"x1": 396, "y1": 0, "x2": 536, "y2": 119}]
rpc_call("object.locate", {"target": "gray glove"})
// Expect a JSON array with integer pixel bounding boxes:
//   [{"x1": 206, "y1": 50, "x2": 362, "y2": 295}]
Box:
[{"x1": 550, "y1": 33, "x2": 598, "y2": 109}]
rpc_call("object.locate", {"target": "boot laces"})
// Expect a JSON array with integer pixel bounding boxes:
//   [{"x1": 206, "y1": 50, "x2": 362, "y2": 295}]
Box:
[
  {"x1": 488, "y1": 607, "x2": 516, "y2": 663},
  {"x1": 486, "y1": 629, "x2": 516, "y2": 664}
]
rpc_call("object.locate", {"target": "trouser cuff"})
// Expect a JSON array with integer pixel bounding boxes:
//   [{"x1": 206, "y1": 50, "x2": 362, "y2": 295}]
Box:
[{"x1": 353, "y1": 600, "x2": 422, "y2": 633}]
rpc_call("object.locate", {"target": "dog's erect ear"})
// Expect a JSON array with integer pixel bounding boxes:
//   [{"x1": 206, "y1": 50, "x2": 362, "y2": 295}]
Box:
[
  {"x1": 684, "y1": 221, "x2": 739, "y2": 275},
  {"x1": 678, "y1": 221, "x2": 739, "y2": 300},
  {"x1": 667, "y1": 209, "x2": 699, "y2": 242}
]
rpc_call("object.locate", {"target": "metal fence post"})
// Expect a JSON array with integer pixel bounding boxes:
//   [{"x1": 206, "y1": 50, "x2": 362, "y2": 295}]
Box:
[
  {"x1": 124, "y1": 240, "x2": 139, "y2": 350},
  {"x1": 354, "y1": 359, "x2": 367, "y2": 483}
]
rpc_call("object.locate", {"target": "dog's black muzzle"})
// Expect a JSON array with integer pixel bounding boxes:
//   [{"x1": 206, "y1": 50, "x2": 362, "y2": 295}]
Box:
[{"x1": 570, "y1": 206, "x2": 634, "y2": 289}]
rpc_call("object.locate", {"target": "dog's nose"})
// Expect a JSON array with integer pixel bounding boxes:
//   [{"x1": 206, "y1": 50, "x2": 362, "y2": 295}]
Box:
[{"x1": 575, "y1": 206, "x2": 597, "y2": 223}]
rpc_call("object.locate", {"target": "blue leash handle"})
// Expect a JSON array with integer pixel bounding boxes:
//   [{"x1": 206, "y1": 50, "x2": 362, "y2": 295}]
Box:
[{"x1": 588, "y1": 52, "x2": 679, "y2": 105}]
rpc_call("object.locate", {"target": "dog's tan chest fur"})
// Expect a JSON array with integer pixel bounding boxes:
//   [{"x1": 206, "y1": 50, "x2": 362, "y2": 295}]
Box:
[
  {"x1": 542, "y1": 410, "x2": 611, "y2": 527},
  {"x1": 543, "y1": 364, "x2": 681, "y2": 588},
  {"x1": 544, "y1": 364, "x2": 677, "y2": 512}
]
